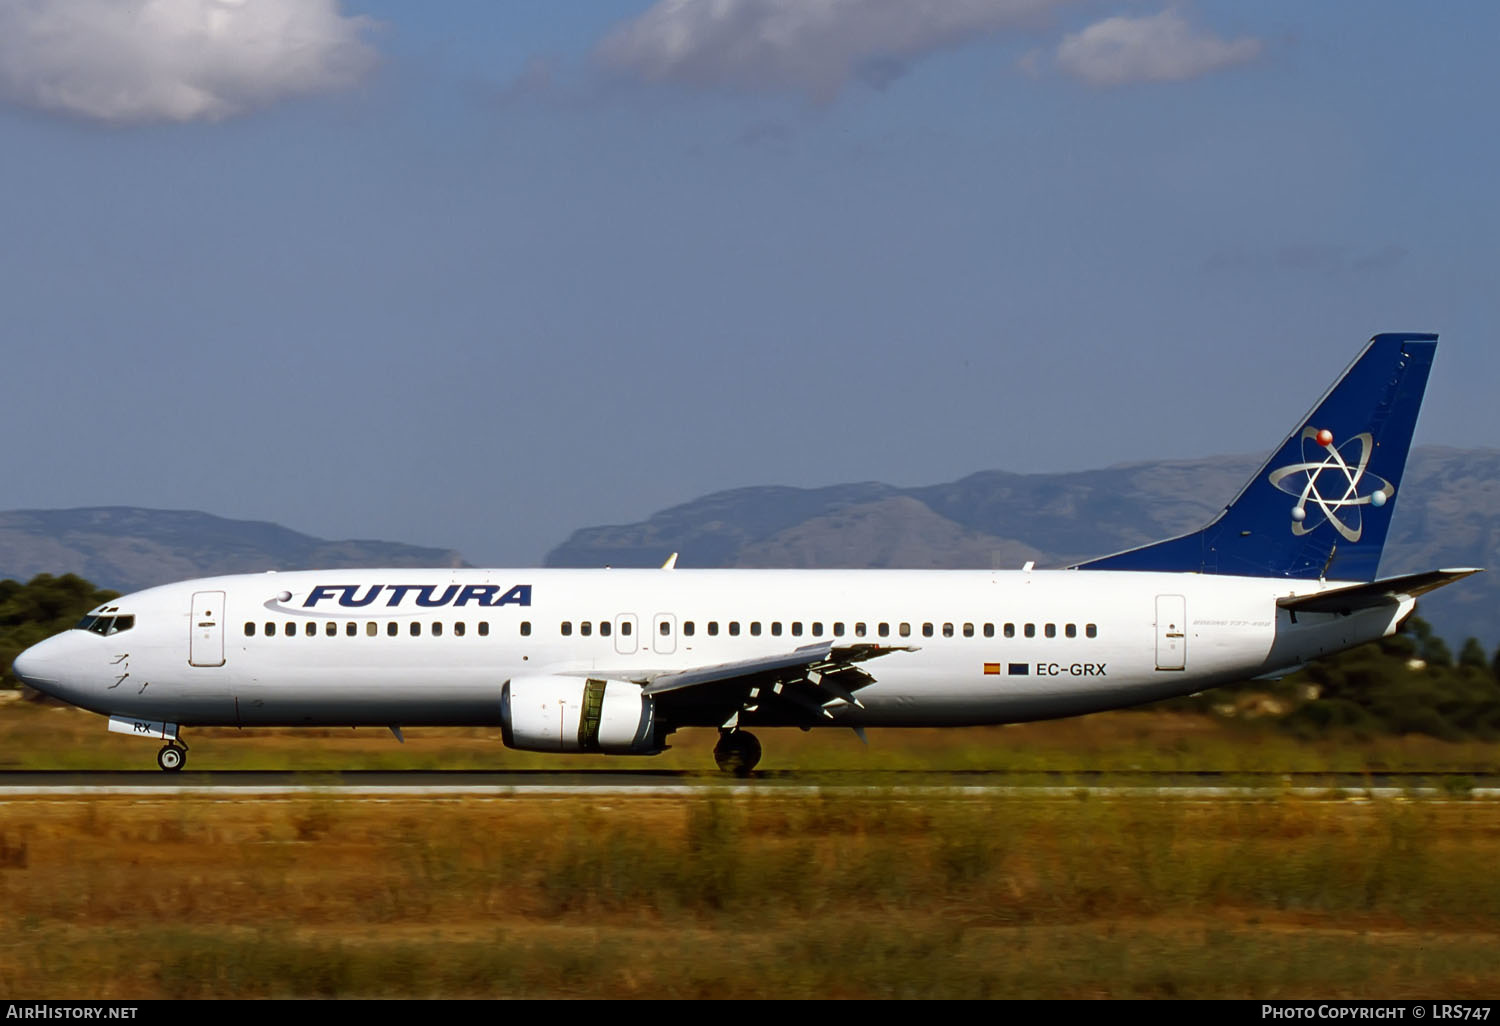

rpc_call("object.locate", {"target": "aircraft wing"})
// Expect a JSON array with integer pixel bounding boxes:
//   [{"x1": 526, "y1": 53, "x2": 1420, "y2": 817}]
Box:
[
  {"x1": 562, "y1": 641, "x2": 916, "y2": 725},
  {"x1": 1277, "y1": 568, "x2": 1483, "y2": 615}
]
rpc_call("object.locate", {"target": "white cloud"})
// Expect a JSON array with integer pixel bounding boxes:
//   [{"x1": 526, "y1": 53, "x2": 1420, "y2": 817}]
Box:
[
  {"x1": 0, "y1": 0, "x2": 377, "y2": 124},
  {"x1": 1055, "y1": 8, "x2": 1260, "y2": 86},
  {"x1": 595, "y1": 0, "x2": 1068, "y2": 102}
]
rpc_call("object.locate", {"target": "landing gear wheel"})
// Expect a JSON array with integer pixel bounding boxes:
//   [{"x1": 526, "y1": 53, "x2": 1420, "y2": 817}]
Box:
[
  {"x1": 156, "y1": 744, "x2": 186, "y2": 772},
  {"x1": 713, "y1": 730, "x2": 762, "y2": 777}
]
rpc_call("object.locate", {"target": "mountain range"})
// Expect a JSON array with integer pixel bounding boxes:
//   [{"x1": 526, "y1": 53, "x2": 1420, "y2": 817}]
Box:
[{"x1": 0, "y1": 507, "x2": 466, "y2": 594}]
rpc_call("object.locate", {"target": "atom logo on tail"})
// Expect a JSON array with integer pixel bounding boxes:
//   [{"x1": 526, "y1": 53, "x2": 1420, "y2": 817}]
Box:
[{"x1": 1266, "y1": 428, "x2": 1393, "y2": 542}]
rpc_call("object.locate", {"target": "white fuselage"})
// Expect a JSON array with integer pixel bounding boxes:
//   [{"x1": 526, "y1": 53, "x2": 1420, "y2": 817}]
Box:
[{"x1": 16, "y1": 567, "x2": 1410, "y2": 733}]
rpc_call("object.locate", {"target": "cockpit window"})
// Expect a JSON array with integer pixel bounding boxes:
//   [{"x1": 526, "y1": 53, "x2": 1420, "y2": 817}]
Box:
[{"x1": 74, "y1": 615, "x2": 135, "y2": 636}]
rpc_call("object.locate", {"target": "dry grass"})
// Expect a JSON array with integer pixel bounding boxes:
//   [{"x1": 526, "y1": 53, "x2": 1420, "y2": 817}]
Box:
[
  {"x1": 3, "y1": 791, "x2": 1500, "y2": 998},
  {"x1": 5, "y1": 700, "x2": 1500, "y2": 774}
]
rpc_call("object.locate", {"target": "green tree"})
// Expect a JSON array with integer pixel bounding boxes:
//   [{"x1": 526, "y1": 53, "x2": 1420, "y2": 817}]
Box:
[
  {"x1": 0, "y1": 574, "x2": 119, "y2": 689},
  {"x1": 1281, "y1": 617, "x2": 1500, "y2": 741},
  {"x1": 1459, "y1": 637, "x2": 1491, "y2": 673}
]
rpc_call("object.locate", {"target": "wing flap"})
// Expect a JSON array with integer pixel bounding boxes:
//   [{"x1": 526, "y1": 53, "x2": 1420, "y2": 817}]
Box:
[
  {"x1": 643, "y1": 643, "x2": 832, "y2": 696},
  {"x1": 640, "y1": 641, "x2": 917, "y2": 696}
]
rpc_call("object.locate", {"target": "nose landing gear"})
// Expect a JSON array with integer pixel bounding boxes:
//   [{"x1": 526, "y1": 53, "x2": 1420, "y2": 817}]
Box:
[
  {"x1": 156, "y1": 743, "x2": 187, "y2": 772},
  {"x1": 713, "y1": 729, "x2": 761, "y2": 777}
]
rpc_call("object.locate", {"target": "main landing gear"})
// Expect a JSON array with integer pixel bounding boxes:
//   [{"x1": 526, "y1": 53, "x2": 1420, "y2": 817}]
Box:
[
  {"x1": 156, "y1": 743, "x2": 187, "y2": 772},
  {"x1": 713, "y1": 729, "x2": 761, "y2": 777}
]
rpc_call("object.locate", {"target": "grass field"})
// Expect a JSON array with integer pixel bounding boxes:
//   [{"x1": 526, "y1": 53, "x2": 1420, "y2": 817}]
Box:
[
  {"x1": 3, "y1": 790, "x2": 1500, "y2": 998},
  {"x1": 4, "y1": 698, "x2": 1500, "y2": 998}
]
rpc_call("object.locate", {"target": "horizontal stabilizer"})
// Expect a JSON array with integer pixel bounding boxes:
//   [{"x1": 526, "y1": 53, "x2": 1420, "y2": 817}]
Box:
[{"x1": 1277, "y1": 568, "x2": 1483, "y2": 615}]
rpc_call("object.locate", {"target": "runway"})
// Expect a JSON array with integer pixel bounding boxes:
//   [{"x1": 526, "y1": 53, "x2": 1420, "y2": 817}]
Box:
[{"x1": 1, "y1": 768, "x2": 1496, "y2": 799}]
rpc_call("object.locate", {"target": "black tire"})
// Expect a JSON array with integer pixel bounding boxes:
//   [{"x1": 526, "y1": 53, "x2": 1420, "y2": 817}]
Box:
[
  {"x1": 713, "y1": 730, "x2": 762, "y2": 777},
  {"x1": 157, "y1": 745, "x2": 185, "y2": 772}
]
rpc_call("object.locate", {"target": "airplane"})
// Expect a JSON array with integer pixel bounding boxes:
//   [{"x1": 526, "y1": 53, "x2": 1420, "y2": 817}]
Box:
[{"x1": 11, "y1": 333, "x2": 1481, "y2": 774}]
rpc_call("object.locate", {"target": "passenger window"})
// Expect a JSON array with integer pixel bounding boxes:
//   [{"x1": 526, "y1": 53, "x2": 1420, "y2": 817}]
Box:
[
  {"x1": 708, "y1": 622, "x2": 719, "y2": 636},
  {"x1": 285, "y1": 622, "x2": 296, "y2": 637},
  {"x1": 346, "y1": 622, "x2": 357, "y2": 637},
  {"x1": 812, "y1": 622, "x2": 823, "y2": 637},
  {"x1": 519, "y1": 621, "x2": 530, "y2": 637},
  {"x1": 899, "y1": 623, "x2": 911, "y2": 637},
  {"x1": 750, "y1": 621, "x2": 761, "y2": 636},
  {"x1": 834, "y1": 622, "x2": 845, "y2": 637},
  {"x1": 1086, "y1": 623, "x2": 1098, "y2": 638},
  {"x1": 1005, "y1": 623, "x2": 1016, "y2": 638},
  {"x1": 771, "y1": 622, "x2": 782, "y2": 637},
  {"x1": 305, "y1": 622, "x2": 317, "y2": 637},
  {"x1": 878, "y1": 623, "x2": 889, "y2": 638},
  {"x1": 388, "y1": 622, "x2": 398, "y2": 637},
  {"x1": 1065, "y1": 623, "x2": 1077, "y2": 638},
  {"x1": 581, "y1": 622, "x2": 592, "y2": 637},
  {"x1": 433, "y1": 622, "x2": 443, "y2": 637},
  {"x1": 326, "y1": 622, "x2": 337, "y2": 637},
  {"x1": 983, "y1": 623, "x2": 994, "y2": 638},
  {"x1": 1024, "y1": 623, "x2": 1035, "y2": 638},
  {"x1": 455, "y1": 622, "x2": 466, "y2": 637},
  {"x1": 683, "y1": 621, "x2": 694, "y2": 637},
  {"x1": 266, "y1": 621, "x2": 276, "y2": 636},
  {"x1": 659, "y1": 621, "x2": 670, "y2": 636},
  {"x1": 962, "y1": 623, "x2": 973, "y2": 638},
  {"x1": 601, "y1": 621, "x2": 612, "y2": 637},
  {"x1": 479, "y1": 622, "x2": 490, "y2": 637},
  {"x1": 922, "y1": 623, "x2": 934, "y2": 638},
  {"x1": 561, "y1": 621, "x2": 572, "y2": 637},
  {"x1": 367, "y1": 622, "x2": 377, "y2": 637},
  {"x1": 1045, "y1": 623, "x2": 1056, "y2": 638},
  {"x1": 855, "y1": 622, "x2": 867, "y2": 638},
  {"x1": 792, "y1": 622, "x2": 803, "y2": 637},
  {"x1": 410, "y1": 622, "x2": 421, "y2": 637},
  {"x1": 729, "y1": 621, "x2": 740, "y2": 636},
  {"x1": 621, "y1": 621, "x2": 631, "y2": 636},
  {"x1": 244, "y1": 622, "x2": 255, "y2": 637}
]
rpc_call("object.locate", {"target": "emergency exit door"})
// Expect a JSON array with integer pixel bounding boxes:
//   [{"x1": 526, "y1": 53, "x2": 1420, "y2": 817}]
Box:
[{"x1": 189, "y1": 590, "x2": 226, "y2": 667}]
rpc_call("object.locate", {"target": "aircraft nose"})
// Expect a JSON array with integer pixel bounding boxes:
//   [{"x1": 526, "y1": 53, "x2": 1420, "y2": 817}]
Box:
[{"x1": 12, "y1": 637, "x2": 63, "y2": 692}]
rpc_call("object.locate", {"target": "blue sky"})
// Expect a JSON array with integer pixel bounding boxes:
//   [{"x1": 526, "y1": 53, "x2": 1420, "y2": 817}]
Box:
[{"x1": 2, "y1": 1, "x2": 1496, "y2": 566}]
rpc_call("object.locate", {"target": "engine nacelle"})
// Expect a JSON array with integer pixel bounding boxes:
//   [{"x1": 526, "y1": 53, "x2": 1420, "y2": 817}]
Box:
[{"x1": 501, "y1": 675, "x2": 663, "y2": 755}]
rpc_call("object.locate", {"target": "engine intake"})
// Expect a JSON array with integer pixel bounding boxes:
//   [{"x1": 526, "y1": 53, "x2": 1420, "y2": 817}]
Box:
[{"x1": 501, "y1": 675, "x2": 662, "y2": 755}]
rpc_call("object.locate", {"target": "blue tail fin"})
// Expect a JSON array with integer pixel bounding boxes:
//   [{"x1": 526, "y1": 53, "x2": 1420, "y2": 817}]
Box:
[{"x1": 1075, "y1": 333, "x2": 1437, "y2": 581}]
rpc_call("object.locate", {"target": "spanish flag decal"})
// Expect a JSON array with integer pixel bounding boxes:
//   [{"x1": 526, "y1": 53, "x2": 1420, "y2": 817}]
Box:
[{"x1": 983, "y1": 662, "x2": 1001, "y2": 675}]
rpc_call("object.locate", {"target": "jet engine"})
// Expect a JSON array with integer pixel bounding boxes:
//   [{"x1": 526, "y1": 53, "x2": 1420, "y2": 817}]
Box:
[{"x1": 500, "y1": 675, "x2": 663, "y2": 754}]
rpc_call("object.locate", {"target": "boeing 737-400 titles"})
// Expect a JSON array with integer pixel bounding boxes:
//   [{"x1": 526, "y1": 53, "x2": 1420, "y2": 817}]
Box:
[{"x1": 12, "y1": 333, "x2": 1480, "y2": 773}]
